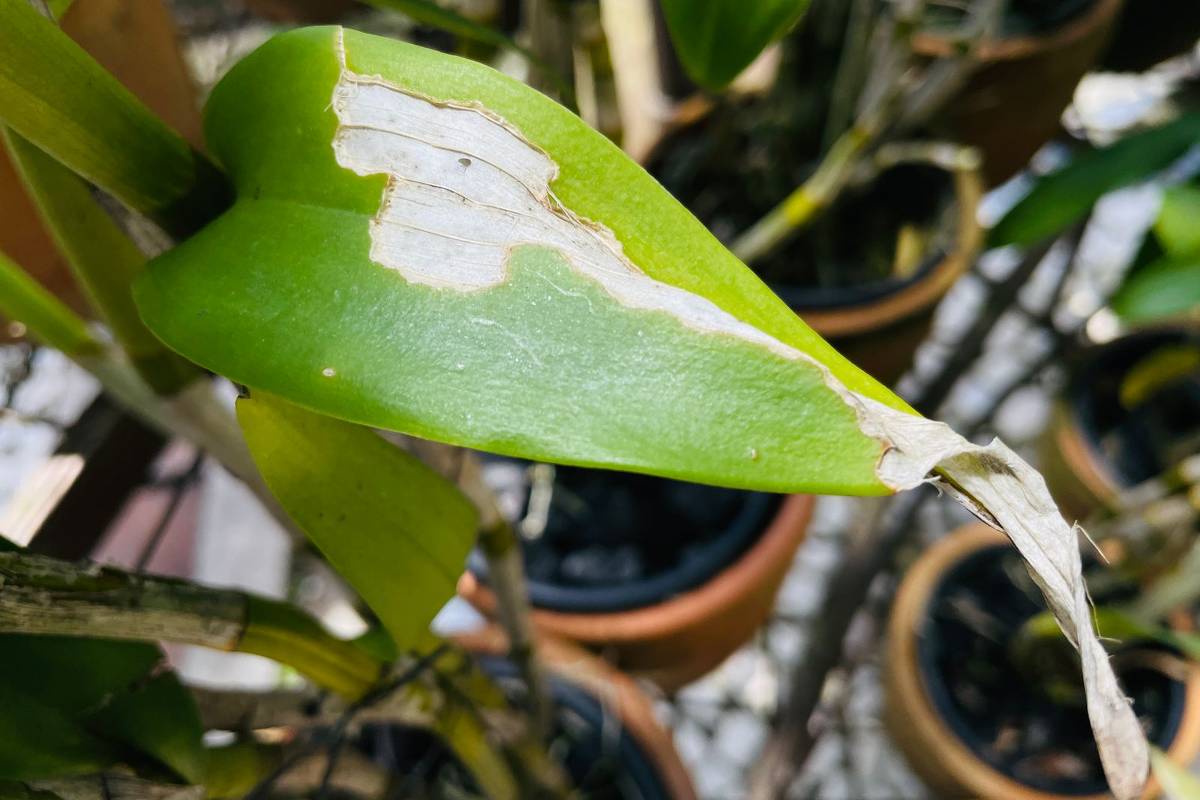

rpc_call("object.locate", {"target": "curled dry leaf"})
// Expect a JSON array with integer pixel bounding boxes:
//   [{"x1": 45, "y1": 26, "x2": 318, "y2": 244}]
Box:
[{"x1": 135, "y1": 27, "x2": 1148, "y2": 796}]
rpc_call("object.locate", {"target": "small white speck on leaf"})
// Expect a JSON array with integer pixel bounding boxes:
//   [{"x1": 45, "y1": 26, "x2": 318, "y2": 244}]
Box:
[
  {"x1": 747, "y1": 448, "x2": 760, "y2": 461},
  {"x1": 322, "y1": 367, "x2": 337, "y2": 378}
]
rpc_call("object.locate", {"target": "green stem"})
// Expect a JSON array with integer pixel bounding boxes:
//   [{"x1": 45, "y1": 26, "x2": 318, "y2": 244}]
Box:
[
  {"x1": 730, "y1": 125, "x2": 873, "y2": 264},
  {"x1": 4, "y1": 129, "x2": 196, "y2": 395},
  {"x1": 0, "y1": 550, "x2": 380, "y2": 699},
  {"x1": 0, "y1": 247, "x2": 99, "y2": 358}
]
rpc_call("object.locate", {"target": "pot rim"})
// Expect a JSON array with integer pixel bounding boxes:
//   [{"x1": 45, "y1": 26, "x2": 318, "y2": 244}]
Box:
[
  {"x1": 459, "y1": 492, "x2": 814, "y2": 643},
  {"x1": 911, "y1": 0, "x2": 1123, "y2": 63},
  {"x1": 1057, "y1": 324, "x2": 1200, "y2": 505},
  {"x1": 886, "y1": 523, "x2": 1200, "y2": 800},
  {"x1": 792, "y1": 169, "x2": 984, "y2": 338},
  {"x1": 467, "y1": 480, "x2": 782, "y2": 614},
  {"x1": 455, "y1": 627, "x2": 699, "y2": 800}
]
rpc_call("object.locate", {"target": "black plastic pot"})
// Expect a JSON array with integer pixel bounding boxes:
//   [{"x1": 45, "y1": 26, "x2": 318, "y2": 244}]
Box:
[
  {"x1": 467, "y1": 459, "x2": 780, "y2": 614},
  {"x1": 361, "y1": 656, "x2": 681, "y2": 799},
  {"x1": 459, "y1": 458, "x2": 813, "y2": 690}
]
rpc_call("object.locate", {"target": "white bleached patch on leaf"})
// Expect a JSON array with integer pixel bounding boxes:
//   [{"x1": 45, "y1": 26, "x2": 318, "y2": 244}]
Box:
[{"x1": 329, "y1": 29, "x2": 1147, "y2": 798}]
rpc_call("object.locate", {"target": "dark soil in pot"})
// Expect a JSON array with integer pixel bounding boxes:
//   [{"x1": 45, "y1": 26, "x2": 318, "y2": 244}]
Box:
[
  {"x1": 646, "y1": 100, "x2": 962, "y2": 306},
  {"x1": 470, "y1": 456, "x2": 780, "y2": 613},
  {"x1": 358, "y1": 657, "x2": 672, "y2": 799},
  {"x1": 1067, "y1": 327, "x2": 1200, "y2": 487},
  {"x1": 920, "y1": 542, "x2": 1188, "y2": 795}
]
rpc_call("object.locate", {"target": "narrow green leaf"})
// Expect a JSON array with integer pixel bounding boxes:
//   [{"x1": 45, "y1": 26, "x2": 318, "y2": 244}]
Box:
[
  {"x1": 661, "y1": 0, "x2": 811, "y2": 90},
  {"x1": 1111, "y1": 255, "x2": 1200, "y2": 324},
  {"x1": 990, "y1": 115, "x2": 1200, "y2": 248},
  {"x1": 0, "y1": 1, "x2": 230, "y2": 238},
  {"x1": 0, "y1": 682, "x2": 114, "y2": 781},
  {"x1": 138, "y1": 26, "x2": 904, "y2": 497},
  {"x1": 4, "y1": 130, "x2": 195, "y2": 394},
  {"x1": 0, "y1": 635, "x2": 204, "y2": 783},
  {"x1": 237, "y1": 392, "x2": 478, "y2": 650},
  {"x1": 0, "y1": 247, "x2": 99, "y2": 357},
  {"x1": 85, "y1": 672, "x2": 206, "y2": 784},
  {"x1": 1152, "y1": 747, "x2": 1200, "y2": 800},
  {"x1": 1155, "y1": 184, "x2": 1200, "y2": 257}
]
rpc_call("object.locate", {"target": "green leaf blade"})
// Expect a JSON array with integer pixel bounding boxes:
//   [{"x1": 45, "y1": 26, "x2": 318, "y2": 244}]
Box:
[
  {"x1": 660, "y1": 0, "x2": 811, "y2": 90},
  {"x1": 990, "y1": 115, "x2": 1200, "y2": 249},
  {"x1": 1110, "y1": 255, "x2": 1200, "y2": 324},
  {"x1": 237, "y1": 393, "x2": 478, "y2": 650},
  {"x1": 138, "y1": 26, "x2": 899, "y2": 497},
  {"x1": 0, "y1": 1, "x2": 229, "y2": 238},
  {"x1": 0, "y1": 635, "x2": 203, "y2": 783}
]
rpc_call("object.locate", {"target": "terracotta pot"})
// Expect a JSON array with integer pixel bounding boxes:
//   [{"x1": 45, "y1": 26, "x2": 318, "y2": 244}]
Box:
[
  {"x1": 459, "y1": 493, "x2": 814, "y2": 692},
  {"x1": 886, "y1": 524, "x2": 1200, "y2": 800},
  {"x1": 0, "y1": 0, "x2": 202, "y2": 343},
  {"x1": 1041, "y1": 326, "x2": 1200, "y2": 521},
  {"x1": 785, "y1": 168, "x2": 984, "y2": 387},
  {"x1": 913, "y1": 0, "x2": 1123, "y2": 186},
  {"x1": 454, "y1": 627, "x2": 698, "y2": 800}
]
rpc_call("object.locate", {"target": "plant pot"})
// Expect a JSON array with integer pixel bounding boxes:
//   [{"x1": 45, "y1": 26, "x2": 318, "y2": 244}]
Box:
[
  {"x1": 647, "y1": 108, "x2": 985, "y2": 386},
  {"x1": 1041, "y1": 326, "x2": 1200, "y2": 520},
  {"x1": 777, "y1": 167, "x2": 984, "y2": 386},
  {"x1": 364, "y1": 629, "x2": 697, "y2": 800},
  {"x1": 886, "y1": 523, "x2": 1200, "y2": 800},
  {"x1": 458, "y1": 462, "x2": 814, "y2": 691},
  {"x1": 912, "y1": 0, "x2": 1123, "y2": 186}
]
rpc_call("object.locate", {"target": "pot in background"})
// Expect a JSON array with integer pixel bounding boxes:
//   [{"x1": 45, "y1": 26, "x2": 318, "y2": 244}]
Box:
[
  {"x1": 780, "y1": 168, "x2": 984, "y2": 387},
  {"x1": 367, "y1": 628, "x2": 697, "y2": 800},
  {"x1": 886, "y1": 524, "x2": 1200, "y2": 800},
  {"x1": 912, "y1": 0, "x2": 1123, "y2": 186},
  {"x1": 1041, "y1": 326, "x2": 1200, "y2": 521},
  {"x1": 459, "y1": 465, "x2": 814, "y2": 692}
]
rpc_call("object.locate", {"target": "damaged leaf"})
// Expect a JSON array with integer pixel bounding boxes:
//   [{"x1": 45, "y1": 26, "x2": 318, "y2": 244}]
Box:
[{"x1": 135, "y1": 27, "x2": 1147, "y2": 795}]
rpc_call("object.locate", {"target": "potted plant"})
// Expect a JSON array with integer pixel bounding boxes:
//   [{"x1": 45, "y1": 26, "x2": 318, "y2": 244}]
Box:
[
  {"x1": 647, "y1": 0, "x2": 990, "y2": 386},
  {"x1": 887, "y1": 522, "x2": 1200, "y2": 800},
  {"x1": 1043, "y1": 326, "x2": 1200, "y2": 521},
  {"x1": 0, "y1": 3, "x2": 1164, "y2": 797},
  {"x1": 458, "y1": 458, "x2": 814, "y2": 691},
  {"x1": 912, "y1": 0, "x2": 1123, "y2": 185}
]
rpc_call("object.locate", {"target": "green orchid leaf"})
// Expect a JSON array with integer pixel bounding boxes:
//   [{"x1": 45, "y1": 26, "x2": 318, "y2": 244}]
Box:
[
  {"x1": 661, "y1": 0, "x2": 811, "y2": 90},
  {"x1": 1154, "y1": 183, "x2": 1200, "y2": 257},
  {"x1": 138, "y1": 26, "x2": 904, "y2": 497},
  {"x1": 1111, "y1": 255, "x2": 1200, "y2": 324},
  {"x1": 0, "y1": 635, "x2": 204, "y2": 783},
  {"x1": 990, "y1": 115, "x2": 1200, "y2": 249},
  {"x1": 237, "y1": 392, "x2": 478, "y2": 650},
  {"x1": 0, "y1": 1, "x2": 229, "y2": 238},
  {"x1": 4, "y1": 130, "x2": 196, "y2": 394},
  {"x1": 0, "y1": 247, "x2": 99, "y2": 358},
  {"x1": 0, "y1": 682, "x2": 114, "y2": 781}
]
